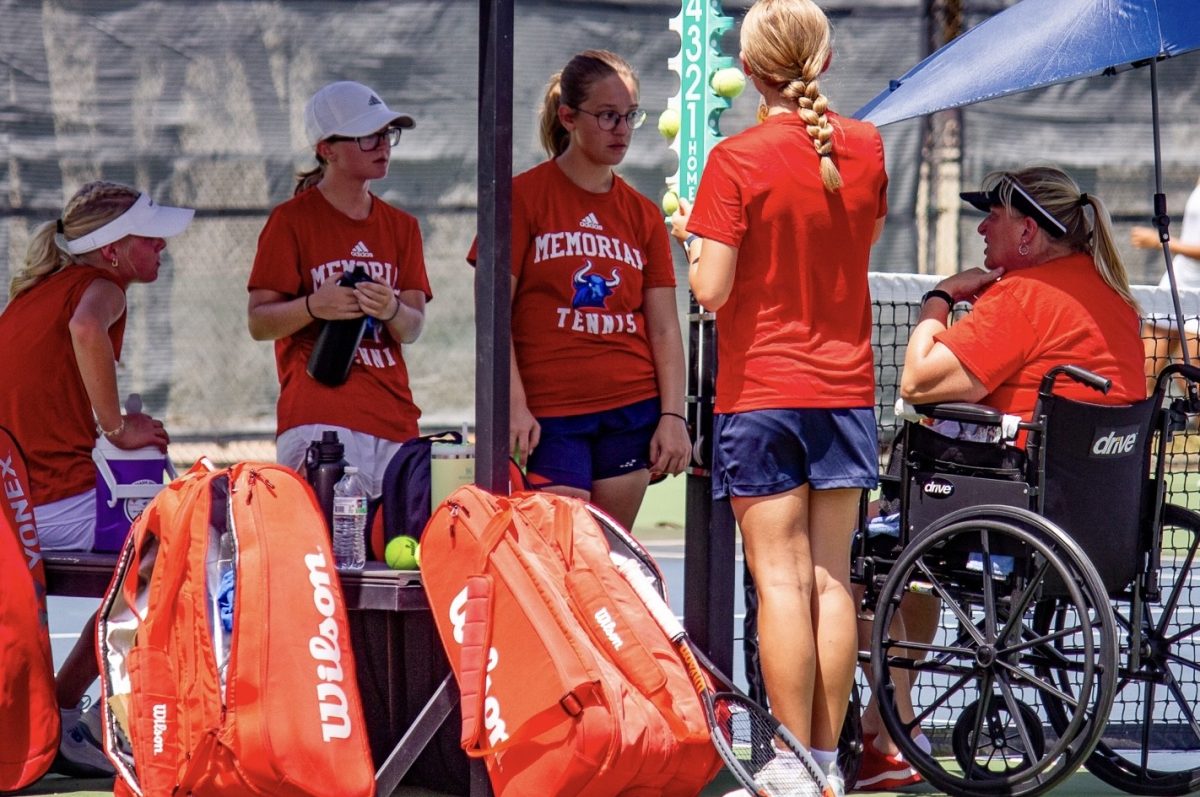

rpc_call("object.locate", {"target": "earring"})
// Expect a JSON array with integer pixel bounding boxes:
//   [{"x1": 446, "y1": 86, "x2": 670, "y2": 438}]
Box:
[
  {"x1": 111, "y1": 257, "x2": 120, "y2": 270},
  {"x1": 1018, "y1": 243, "x2": 1030, "y2": 257}
]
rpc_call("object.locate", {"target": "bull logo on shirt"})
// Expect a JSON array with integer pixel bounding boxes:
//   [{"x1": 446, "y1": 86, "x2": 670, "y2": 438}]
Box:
[{"x1": 571, "y1": 261, "x2": 621, "y2": 309}]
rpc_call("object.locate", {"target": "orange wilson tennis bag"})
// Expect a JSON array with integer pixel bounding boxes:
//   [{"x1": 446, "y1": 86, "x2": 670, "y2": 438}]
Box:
[
  {"x1": 421, "y1": 485, "x2": 720, "y2": 796},
  {"x1": 97, "y1": 460, "x2": 375, "y2": 797},
  {"x1": 0, "y1": 427, "x2": 59, "y2": 791}
]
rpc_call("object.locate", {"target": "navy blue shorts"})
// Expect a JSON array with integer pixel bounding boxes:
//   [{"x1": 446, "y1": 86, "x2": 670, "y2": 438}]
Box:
[
  {"x1": 712, "y1": 407, "x2": 878, "y2": 500},
  {"x1": 527, "y1": 397, "x2": 660, "y2": 491}
]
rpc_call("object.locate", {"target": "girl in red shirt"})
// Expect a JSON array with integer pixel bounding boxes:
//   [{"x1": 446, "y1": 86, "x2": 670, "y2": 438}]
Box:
[
  {"x1": 672, "y1": 1, "x2": 888, "y2": 791},
  {"x1": 248, "y1": 81, "x2": 432, "y2": 498},
  {"x1": 485, "y1": 51, "x2": 689, "y2": 531},
  {"x1": 0, "y1": 180, "x2": 191, "y2": 775}
]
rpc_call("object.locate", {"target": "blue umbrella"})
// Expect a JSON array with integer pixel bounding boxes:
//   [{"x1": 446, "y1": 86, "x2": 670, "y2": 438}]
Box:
[
  {"x1": 854, "y1": 0, "x2": 1200, "y2": 363},
  {"x1": 855, "y1": 0, "x2": 1200, "y2": 126}
]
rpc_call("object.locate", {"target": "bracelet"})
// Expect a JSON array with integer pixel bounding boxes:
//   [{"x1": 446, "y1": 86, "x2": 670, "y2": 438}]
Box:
[
  {"x1": 921, "y1": 289, "x2": 954, "y2": 307},
  {"x1": 661, "y1": 411, "x2": 688, "y2": 424},
  {"x1": 679, "y1": 234, "x2": 699, "y2": 254},
  {"x1": 382, "y1": 299, "x2": 401, "y2": 323},
  {"x1": 304, "y1": 294, "x2": 317, "y2": 320},
  {"x1": 98, "y1": 417, "x2": 125, "y2": 439}
]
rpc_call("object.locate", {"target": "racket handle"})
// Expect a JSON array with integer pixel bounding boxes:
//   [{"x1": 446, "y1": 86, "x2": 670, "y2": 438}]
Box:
[{"x1": 615, "y1": 556, "x2": 686, "y2": 640}]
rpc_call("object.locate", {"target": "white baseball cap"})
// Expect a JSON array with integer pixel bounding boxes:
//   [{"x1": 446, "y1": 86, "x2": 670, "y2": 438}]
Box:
[
  {"x1": 303, "y1": 81, "x2": 415, "y2": 147},
  {"x1": 64, "y1": 193, "x2": 195, "y2": 255}
]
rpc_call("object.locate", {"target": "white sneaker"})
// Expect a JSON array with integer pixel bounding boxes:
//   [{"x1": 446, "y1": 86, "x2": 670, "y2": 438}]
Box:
[
  {"x1": 55, "y1": 700, "x2": 115, "y2": 778},
  {"x1": 720, "y1": 752, "x2": 824, "y2": 797},
  {"x1": 822, "y1": 759, "x2": 846, "y2": 797}
]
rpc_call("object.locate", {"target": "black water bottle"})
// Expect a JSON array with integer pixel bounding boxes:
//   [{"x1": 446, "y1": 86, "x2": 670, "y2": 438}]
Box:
[
  {"x1": 305, "y1": 431, "x2": 346, "y2": 533},
  {"x1": 307, "y1": 266, "x2": 373, "y2": 386}
]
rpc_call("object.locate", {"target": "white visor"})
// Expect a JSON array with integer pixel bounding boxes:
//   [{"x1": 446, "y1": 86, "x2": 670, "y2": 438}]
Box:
[{"x1": 64, "y1": 193, "x2": 195, "y2": 255}]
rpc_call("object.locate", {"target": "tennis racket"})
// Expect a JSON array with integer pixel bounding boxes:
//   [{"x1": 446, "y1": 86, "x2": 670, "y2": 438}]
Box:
[{"x1": 611, "y1": 554, "x2": 835, "y2": 797}]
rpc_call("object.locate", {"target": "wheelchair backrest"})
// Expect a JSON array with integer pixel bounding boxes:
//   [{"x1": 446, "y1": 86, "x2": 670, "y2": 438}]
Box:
[{"x1": 1033, "y1": 393, "x2": 1159, "y2": 593}]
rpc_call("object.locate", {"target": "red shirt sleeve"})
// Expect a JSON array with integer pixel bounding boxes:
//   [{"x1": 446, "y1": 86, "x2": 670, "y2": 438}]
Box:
[{"x1": 935, "y1": 289, "x2": 1038, "y2": 390}]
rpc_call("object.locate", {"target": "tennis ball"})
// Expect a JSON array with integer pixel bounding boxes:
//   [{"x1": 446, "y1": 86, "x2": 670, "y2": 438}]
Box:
[
  {"x1": 385, "y1": 535, "x2": 420, "y2": 570},
  {"x1": 414, "y1": 542, "x2": 421, "y2": 568},
  {"x1": 711, "y1": 68, "x2": 746, "y2": 99},
  {"x1": 657, "y1": 108, "x2": 681, "y2": 139},
  {"x1": 662, "y1": 190, "x2": 680, "y2": 215}
]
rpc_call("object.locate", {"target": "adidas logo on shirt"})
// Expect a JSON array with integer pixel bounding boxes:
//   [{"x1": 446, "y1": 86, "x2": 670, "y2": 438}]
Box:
[
  {"x1": 579, "y1": 213, "x2": 603, "y2": 231},
  {"x1": 351, "y1": 241, "x2": 374, "y2": 258}
]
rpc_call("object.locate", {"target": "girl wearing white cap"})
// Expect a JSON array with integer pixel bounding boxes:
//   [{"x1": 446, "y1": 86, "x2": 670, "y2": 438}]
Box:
[
  {"x1": 0, "y1": 179, "x2": 192, "y2": 775},
  {"x1": 248, "y1": 81, "x2": 431, "y2": 499}
]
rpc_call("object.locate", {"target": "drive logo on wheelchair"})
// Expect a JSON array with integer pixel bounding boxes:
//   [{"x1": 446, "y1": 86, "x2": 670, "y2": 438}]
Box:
[
  {"x1": 1090, "y1": 426, "x2": 1139, "y2": 458},
  {"x1": 922, "y1": 477, "x2": 955, "y2": 498}
]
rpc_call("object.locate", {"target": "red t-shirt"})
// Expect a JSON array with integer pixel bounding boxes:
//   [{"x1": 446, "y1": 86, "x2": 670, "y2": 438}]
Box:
[
  {"x1": 0, "y1": 266, "x2": 126, "y2": 504},
  {"x1": 686, "y1": 112, "x2": 889, "y2": 413},
  {"x1": 248, "y1": 188, "x2": 432, "y2": 441},
  {"x1": 936, "y1": 253, "x2": 1147, "y2": 418},
  {"x1": 470, "y1": 160, "x2": 676, "y2": 416}
]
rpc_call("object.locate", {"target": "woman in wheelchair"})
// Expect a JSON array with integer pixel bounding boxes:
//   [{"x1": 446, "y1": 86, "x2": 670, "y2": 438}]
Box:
[{"x1": 854, "y1": 165, "x2": 1148, "y2": 790}]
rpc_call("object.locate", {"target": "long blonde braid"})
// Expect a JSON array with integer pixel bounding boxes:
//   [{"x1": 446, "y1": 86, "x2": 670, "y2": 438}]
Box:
[{"x1": 741, "y1": 0, "x2": 842, "y2": 192}]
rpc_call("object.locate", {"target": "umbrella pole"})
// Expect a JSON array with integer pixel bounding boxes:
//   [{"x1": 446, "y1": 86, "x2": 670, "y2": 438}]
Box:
[{"x1": 1150, "y1": 60, "x2": 1193, "y2": 370}]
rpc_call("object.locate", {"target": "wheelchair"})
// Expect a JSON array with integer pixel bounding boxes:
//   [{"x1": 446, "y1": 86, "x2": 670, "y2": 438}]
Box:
[{"x1": 852, "y1": 362, "x2": 1200, "y2": 797}]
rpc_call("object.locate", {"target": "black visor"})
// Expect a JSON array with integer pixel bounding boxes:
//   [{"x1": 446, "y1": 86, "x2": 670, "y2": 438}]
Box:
[{"x1": 960, "y1": 176, "x2": 1068, "y2": 238}]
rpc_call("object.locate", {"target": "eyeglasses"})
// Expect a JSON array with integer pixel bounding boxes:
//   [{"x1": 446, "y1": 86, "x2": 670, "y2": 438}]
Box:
[
  {"x1": 325, "y1": 127, "x2": 402, "y2": 151},
  {"x1": 572, "y1": 108, "x2": 648, "y2": 131}
]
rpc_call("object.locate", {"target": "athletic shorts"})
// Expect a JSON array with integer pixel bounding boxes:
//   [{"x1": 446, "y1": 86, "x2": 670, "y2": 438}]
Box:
[
  {"x1": 712, "y1": 407, "x2": 878, "y2": 500},
  {"x1": 526, "y1": 397, "x2": 659, "y2": 492},
  {"x1": 277, "y1": 424, "x2": 405, "y2": 499},
  {"x1": 34, "y1": 489, "x2": 97, "y2": 551}
]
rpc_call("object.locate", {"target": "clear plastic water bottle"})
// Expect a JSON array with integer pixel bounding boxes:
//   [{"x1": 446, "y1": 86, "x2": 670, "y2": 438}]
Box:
[{"x1": 332, "y1": 466, "x2": 368, "y2": 570}]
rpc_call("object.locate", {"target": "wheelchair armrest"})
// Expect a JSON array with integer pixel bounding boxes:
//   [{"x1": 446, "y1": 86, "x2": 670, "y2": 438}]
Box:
[{"x1": 911, "y1": 401, "x2": 1005, "y2": 426}]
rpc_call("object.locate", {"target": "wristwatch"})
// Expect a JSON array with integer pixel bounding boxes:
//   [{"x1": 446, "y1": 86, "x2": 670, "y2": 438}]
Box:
[{"x1": 921, "y1": 289, "x2": 954, "y2": 306}]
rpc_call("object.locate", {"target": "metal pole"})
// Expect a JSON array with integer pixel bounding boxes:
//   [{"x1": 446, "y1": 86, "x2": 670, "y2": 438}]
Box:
[
  {"x1": 1150, "y1": 59, "x2": 1192, "y2": 369},
  {"x1": 475, "y1": 0, "x2": 514, "y2": 493}
]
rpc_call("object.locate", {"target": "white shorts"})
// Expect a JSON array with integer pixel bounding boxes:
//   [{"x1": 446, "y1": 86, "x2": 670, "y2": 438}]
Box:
[
  {"x1": 276, "y1": 425, "x2": 407, "y2": 499},
  {"x1": 34, "y1": 489, "x2": 97, "y2": 551}
]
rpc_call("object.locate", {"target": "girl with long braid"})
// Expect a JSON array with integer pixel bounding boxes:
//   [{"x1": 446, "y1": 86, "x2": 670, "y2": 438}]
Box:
[{"x1": 670, "y1": 1, "x2": 888, "y2": 792}]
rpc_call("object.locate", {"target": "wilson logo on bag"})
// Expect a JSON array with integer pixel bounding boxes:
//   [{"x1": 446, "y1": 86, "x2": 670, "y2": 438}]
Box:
[
  {"x1": 97, "y1": 461, "x2": 375, "y2": 797},
  {"x1": 420, "y1": 485, "x2": 721, "y2": 796}
]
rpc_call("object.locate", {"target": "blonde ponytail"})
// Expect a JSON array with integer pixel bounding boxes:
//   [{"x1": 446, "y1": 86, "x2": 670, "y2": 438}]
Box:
[{"x1": 10, "y1": 181, "x2": 139, "y2": 300}]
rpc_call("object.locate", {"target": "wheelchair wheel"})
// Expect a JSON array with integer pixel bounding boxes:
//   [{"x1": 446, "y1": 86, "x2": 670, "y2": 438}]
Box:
[
  {"x1": 869, "y1": 506, "x2": 1118, "y2": 797},
  {"x1": 837, "y1": 679, "x2": 864, "y2": 790},
  {"x1": 1037, "y1": 503, "x2": 1200, "y2": 796},
  {"x1": 951, "y1": 696, "x2": 1045, "y2": 780}
]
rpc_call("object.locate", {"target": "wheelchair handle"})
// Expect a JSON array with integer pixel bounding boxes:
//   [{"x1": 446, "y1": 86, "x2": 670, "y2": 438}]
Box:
[
  {"x1": 1156, "y1": 362, "x2": 1200, "y2": 389},
  {"x1": 1038, "y1": 364, "x2": 1111, "y2": 399}
]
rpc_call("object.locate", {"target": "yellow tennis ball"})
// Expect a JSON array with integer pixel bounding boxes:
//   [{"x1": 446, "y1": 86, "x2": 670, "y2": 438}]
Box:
[
  {"x1": 414, "y1": 542, "x2": 421, "y2": 568},
  {"x1": 662, "y1": 190, "x2": 680, "y2": 215},
  {"x1": 385, "y1": 535, "x2": 420, "y2": 570},
  {"x1": 657, "y1": 108, "x2": 681, "y2": 139},
  {"x1": 711, "y1": 68, "x2": 746, "y2": 99}
]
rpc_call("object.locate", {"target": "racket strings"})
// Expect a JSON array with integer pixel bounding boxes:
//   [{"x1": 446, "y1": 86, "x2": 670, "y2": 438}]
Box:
[{"x1": 713, "y1": 696, "x2": 826, "y2": 797}]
